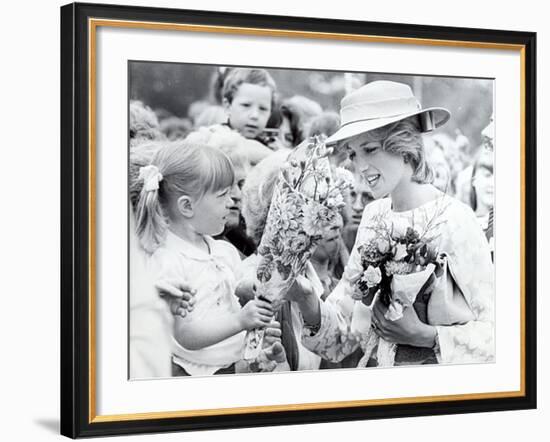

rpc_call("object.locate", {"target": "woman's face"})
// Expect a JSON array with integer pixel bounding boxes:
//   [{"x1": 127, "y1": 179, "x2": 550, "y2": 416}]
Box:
[
  {"x1": 226, "y1": 161, "x2": 249, "y2": 230},
  {"x1": 278, "y1": 117, "x2": 294, "y2": 148},
  {"x1": 346, "y1": 132, "x2": 410, "y2": 199},
  {"x1": 348, "y1": 177, "x2": 374, "y2": 227},
  {"x1": 313, "y1": 213, "x2": 344, "y2": 261}
]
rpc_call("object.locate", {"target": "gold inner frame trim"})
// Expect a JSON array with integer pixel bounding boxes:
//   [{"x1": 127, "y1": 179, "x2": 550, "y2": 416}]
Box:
[{"x1": 88, "y1": 17, "x2": 527, "y2": 423}]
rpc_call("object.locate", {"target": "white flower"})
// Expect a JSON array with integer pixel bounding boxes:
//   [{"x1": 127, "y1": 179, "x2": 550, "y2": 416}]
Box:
[
  {"x1": 376, "y1": 237, "x2": 390, "y2": 254},
  {"x1": 393, "y1": 243, "x2": 408, "y2": 261},
  {"x1": 361, "y1": 265, "x2": 382, "y2": 288},
  {"x1": 384, "y1": 301, "x2": 404, "y2": 321}
]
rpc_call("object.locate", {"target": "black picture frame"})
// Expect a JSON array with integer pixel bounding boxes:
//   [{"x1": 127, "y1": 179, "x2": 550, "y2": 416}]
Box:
[{"x1": 60, "y1": 2, "x2": 537, "y2": 438}]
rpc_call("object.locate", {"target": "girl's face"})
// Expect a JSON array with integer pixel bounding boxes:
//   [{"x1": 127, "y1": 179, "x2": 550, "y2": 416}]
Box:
[
  {"x1": 473, "y1": 155, "x2": 494, "y2": 211},
  {"x1": 225, "y1": 83, "x2": 272, "y2": 139},
  {"x1": 346, "y1": 132, "x2": 411, "y2": 200},
  {"x1": 190, "y1": 187, "x2": 232, "y2": 236}
]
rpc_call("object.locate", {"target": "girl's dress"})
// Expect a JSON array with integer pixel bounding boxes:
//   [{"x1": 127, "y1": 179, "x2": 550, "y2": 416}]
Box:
[
  {"x1": 301, "y1": 195, "x2": 495, "y2": 366},
  {"x1": 148, "y1": 231, "x2": 245, "y2": 376}
]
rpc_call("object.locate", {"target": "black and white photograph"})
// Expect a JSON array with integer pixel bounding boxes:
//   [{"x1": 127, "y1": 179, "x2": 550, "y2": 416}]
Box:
[
  {"x1": 128, "y1": 62, "x2": 495, "y2": 379},
  {"x1": 54, "y1": 1, "x2": 537, "y2": 438}
]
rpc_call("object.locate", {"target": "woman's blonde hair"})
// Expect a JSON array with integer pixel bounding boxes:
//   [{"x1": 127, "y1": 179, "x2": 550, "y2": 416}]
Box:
[
  {"x1": 134, "y1": 140, "x2": 234, "y2": 253},
  {"x1": 359, "y1": 116, "x2": 433, "y2": 184}
]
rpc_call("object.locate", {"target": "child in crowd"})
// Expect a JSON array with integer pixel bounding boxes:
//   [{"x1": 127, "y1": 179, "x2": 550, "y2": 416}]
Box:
[
  {"x1": 222, "y1": 68, "x2": 277, "y2": 146},
  {"x1": 134, "y1": 141, "x2": 275, "y2": 376},
  {"x1": 277, "y1": 95, "x2": 323, "y2": 148},
  {"x1": 470, "y1": 148, "x2": 494, "y2": 258},
  {"x1": 184, "y1": 126, "x2": 258, "y2": 257},
  {"x1": 129, "y1": 100, "x2": 165, "y2": 148}
]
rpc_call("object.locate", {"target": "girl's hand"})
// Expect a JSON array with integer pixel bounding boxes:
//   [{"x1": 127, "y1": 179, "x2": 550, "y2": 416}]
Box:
[
  {"x1": 235, "y1": 278, "x2": 257, "y2": 307},
  {"x1": 372, "y1": 300, "x2": 436, "y2": 348},
  {"x1": 238, "y1": 299, "x2": 274, "y2": 330},
  {"x1": 155, "y1": 278, "x2": 197, "y2": 318}
]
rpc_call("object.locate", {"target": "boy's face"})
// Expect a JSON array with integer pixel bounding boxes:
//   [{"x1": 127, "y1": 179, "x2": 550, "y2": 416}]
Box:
[{"x1": 224, "y1": 83, "x2": 272, "y2": 139}]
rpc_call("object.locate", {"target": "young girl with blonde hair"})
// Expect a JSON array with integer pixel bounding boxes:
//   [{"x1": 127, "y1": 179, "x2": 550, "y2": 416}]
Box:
[{"x1": 134, "y1": 140, "x2": 275, "y2": 376}]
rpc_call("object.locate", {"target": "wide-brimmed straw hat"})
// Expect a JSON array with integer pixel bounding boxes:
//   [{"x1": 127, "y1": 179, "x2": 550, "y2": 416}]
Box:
[{"x1": 325, "y1": 80, "x2": 451, "y2": 145}]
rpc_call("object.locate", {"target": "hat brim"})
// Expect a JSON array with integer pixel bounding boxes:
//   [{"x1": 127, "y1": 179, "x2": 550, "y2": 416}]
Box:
[{"x1": 325, "y1": 107, "x2": 451, "y2": 146}]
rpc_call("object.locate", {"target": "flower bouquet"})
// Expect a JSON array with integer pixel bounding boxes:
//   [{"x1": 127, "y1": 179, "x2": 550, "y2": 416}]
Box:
[
  {"x1": 243, "y1": 137, "x2": 352, "y2": 360},
  {"x1": 349, "y1": 209, "x2": 447, "y2": 367}
]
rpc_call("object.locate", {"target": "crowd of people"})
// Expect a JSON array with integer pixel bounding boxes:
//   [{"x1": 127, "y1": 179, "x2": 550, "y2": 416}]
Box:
[{"x1": 129, "y1": 67, "x2": 495, "y2": 379}]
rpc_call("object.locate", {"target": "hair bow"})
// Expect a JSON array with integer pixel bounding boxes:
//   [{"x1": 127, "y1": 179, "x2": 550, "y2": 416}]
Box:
[{"x1": 139, "y1": 165, "x2": 163, "y2": 192}]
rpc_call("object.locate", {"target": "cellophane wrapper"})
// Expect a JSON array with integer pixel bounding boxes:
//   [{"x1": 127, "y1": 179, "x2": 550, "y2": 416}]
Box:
[{"x1": 357, "y1": 265, "x2": 436, "y2": 367}]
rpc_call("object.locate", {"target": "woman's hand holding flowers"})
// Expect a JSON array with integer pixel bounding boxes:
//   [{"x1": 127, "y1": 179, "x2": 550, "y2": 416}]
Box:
[
  {"x1": 372, "y1": 299, "x2": 436, "y2": 348},
  {"x1": 284, "y1": 274, "x2": 314, "y2": 303},
  {"x1": 285, "y1": 273, "x2": 321, "y2": 330}
]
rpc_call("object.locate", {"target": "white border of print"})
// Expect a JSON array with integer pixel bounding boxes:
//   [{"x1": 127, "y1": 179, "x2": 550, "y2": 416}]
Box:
[{"x1": 95, "y1": 24, "x2": 520, "y2": 415}]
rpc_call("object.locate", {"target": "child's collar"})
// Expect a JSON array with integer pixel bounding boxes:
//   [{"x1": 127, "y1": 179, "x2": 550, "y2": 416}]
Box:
[{"x1": 164, "y1": 230, "x2": 217, "y2": 261}]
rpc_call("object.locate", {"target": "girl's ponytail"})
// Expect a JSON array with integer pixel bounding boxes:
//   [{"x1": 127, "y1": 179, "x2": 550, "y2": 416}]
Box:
[{"x1": 135, "y1": 165, "x2": 168, "y2": 253}]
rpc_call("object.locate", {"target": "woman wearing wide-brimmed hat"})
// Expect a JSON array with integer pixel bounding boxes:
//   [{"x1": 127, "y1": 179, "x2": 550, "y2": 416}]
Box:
[{"x1": 294, "y1": 81, "x2": 495, "y2": 366}]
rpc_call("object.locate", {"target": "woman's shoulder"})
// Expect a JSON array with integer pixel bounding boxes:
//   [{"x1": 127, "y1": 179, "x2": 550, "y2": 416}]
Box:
[
  {"x1": 365, "y1": 197, "x2": 392, "y2": 215},
  {"x1": 439, "y1": 194, "x2": 479, "y2": 226},
  {"x1": 436, "y1": 195, "x2": 489, "y2": 253}
]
